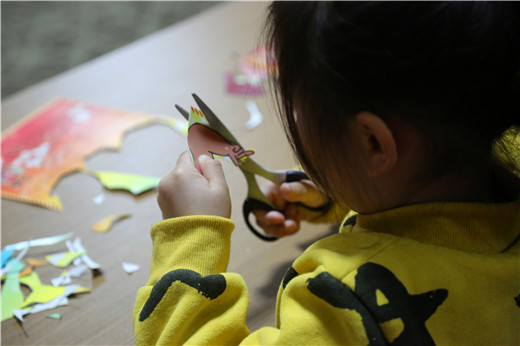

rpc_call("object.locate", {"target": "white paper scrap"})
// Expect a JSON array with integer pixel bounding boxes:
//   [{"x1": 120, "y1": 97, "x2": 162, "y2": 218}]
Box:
[
  {"x1": 244, "y1": 101, "x2": 263, "y2": 130},
  {"x1": 122, "y1": 262, "x2": 140, "y2": 274}
]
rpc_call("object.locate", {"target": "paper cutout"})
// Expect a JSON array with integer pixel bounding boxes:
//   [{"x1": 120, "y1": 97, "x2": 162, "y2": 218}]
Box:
[
  {"x1": 244, "y1": 101, "x2": 263, "y2": 130},
  {"x1": 4, "y1": 233, "x2": 74, "y2": 253},
  {"x1": 187, "y1": 107, "x2": 254, "y2": 172},
  {"x1": 13, "y1": 284, "x2": 82, "y2": 322},
  {"x1": 66, "y1": 237, "x2": 101, "y2": 270},
  {"x1": 1, "y1": 259, "x2": 25, "y2": 321},
  {"x1": 19, "y1": 272, "x2": 88, "y2": 308},
  {"x1": 93, "y1": 193, "x2": 106, "y2": 205},
  {"x1": 47, "y1": 313, "x2": 61, "y2": 319},
  {"x1": 85, "y1": 170, "x2": 161, "y2": 195},
  {"x1": 1, "y1": 248, "x2": 14, "y2": 268},
  {"x1": 46, "y1": 251, "x2": 86, "y2": 268},
  {"x1": 26, "y1": 258, "x2": 48, "y2": 267},
  {"x1": 122, "y1": 261, "x2": 140, "y2": 274},
  {"x1": 1, "y1": 98, "x2": 154, "y2": 210},
  {"x1": 19, "y1": 266, "x2": 33, "y2": 277},
  {"x1": 92, "y1": 213, "x2": 131, "y2": 232},
  {"x1": 226, "y1": 45, "x2": 277, "y2": 95}
]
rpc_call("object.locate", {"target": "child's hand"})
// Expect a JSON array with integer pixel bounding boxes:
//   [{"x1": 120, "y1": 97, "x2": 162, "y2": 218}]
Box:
[
  {"x1": 252, "y1": 178, "x2": 330, "y2": 238},
  {"x1": 157, "y1": 151, "x2": 231, "y2": 220}
]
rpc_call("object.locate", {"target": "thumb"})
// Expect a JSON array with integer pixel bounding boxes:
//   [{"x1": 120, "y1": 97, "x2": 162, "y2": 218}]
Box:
[{"x1": 198, "y1": 155, "x2": 227, "y2": 186}]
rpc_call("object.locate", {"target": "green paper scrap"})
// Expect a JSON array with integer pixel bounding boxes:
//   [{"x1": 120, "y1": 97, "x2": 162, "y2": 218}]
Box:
[
  {"x1": 1, "y1": 259, "x2": 25, "y2": 321},
  {"x1": 46, "y1": 251, "x2": 86, "y2": 268},
  {"x1": 47, "y1": 313, "x2": 61, "y2": 319},
  {"x1": 86, "y1": 170, "x2": 161, "y2": 195}
]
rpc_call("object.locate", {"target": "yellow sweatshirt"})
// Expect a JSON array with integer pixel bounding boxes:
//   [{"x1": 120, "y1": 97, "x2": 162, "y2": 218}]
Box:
[{"x1": 134, "y1": 197, "x2": 520, "y2": 345}]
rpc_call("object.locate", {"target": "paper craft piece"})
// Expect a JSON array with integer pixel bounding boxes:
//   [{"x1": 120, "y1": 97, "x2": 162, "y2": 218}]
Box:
[
  {"x1": 1, "y1": 98, "x2": 154, "y2": 210},
  {"x1": 51, "y1": 272, "x2": 71, "y2": 287},
  {"x1": 13, "y1": 284, "x2": 82, "y2": 322},
  {"x1": 26, "y1": 258, "x2": 48, "y2": 267},
  {"x1": 3, "y1": 232, "x2": 74, "y2": 252},
  {"x1": 1, "y1": 248, "x2": 14, "y2": 268},
  {"x1": 1, "y1": 259, "x2": 25, "y2": 321},
  {"x1": 47, "y1": 313, "x2": 61, "y2": 319},
  {"x1": 122, "y1": 261, "x2": 140, "y2": 274},
  {"x1": 92, "y1": 213, "x2": 131, "y2": 232},
  {"x1": 85, "y1": 170, "x2": 161, "y2": 195},
  {"x1": 226, "y1": 45, "x2": 277, "y2": 95},
  {"x1": 19, "y1": 272, "x2": 88, "y2": 308},
  {"x1": 66, "y1": 237, "x2": 101, "y2": 270},
  {"x1": 19, "y1": 266, "x2": 33, "y2": 277},
  {"x1": 187, "y1": 107, "x2": 254, "y2": 172},
  {"x1": 93, "y1": 193, "x2": 106, "y2": 205},
  {"x1": 46, "y1": 251, "x2": 85, "y2": 268},
  {"x1": 244, "y1": 101, "x2": 263, "y2": 130}
]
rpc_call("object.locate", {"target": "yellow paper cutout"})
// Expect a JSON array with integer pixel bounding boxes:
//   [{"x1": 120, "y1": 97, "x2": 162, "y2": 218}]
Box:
[
  {"x1": 92, "y1": 213, "x2": 131, "y2": 232},
  {"x1": 85, "y1": 170, "x2": 161, "y2": 195},
  {"x1": 20, "y1": 272, "x2": 66, "y2": 307},
  {"x1": 1, "y1": 260, "x2": 25, "y2": 321},
  {"x1": 46, "y1": 251, "x2": 85, "y2": 268}
]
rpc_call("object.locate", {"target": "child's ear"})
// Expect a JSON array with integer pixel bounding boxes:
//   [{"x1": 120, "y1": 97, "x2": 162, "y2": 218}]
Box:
[{"x1": 355, "y1": 112, "x2": 397, "y2": 177}]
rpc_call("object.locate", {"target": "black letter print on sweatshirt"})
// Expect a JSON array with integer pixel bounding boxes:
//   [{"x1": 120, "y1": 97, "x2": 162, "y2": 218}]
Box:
[
  {"x1": 139, "y1": 269, "x2": 226, "y2": 322},
  {"x1": 307, "y1": 263, "x2": 448, "y2": 345}
]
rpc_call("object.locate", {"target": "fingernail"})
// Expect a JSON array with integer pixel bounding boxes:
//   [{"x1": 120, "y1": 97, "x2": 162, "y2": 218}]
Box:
[{"x1": 199, "y1": 154, "x2": 211, "y2": 163}]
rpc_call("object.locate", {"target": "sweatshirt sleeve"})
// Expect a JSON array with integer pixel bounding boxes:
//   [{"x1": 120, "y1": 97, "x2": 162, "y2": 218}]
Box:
[{"x1": 133, "y1": 215, "x2": 368, "y2": 345}]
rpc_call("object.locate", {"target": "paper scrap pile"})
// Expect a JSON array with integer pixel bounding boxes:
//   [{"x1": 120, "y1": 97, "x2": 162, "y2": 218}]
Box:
[{"x1": 1, "y1": 233, "x2": 100, "y2": 322}]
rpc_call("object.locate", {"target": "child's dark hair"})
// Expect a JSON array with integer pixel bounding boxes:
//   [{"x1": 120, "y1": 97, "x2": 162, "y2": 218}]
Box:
[{"x1": 265, "y1": 1, "x2": 520, "y2": 189}]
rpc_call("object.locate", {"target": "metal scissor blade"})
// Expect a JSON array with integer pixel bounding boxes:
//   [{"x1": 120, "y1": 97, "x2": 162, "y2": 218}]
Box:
[
  {"x1": 192, "y1": 93, "x2": 240, "y2": 145},
  {"x1": 175, "y1": 104, "x2": 190, "y2": 121}
]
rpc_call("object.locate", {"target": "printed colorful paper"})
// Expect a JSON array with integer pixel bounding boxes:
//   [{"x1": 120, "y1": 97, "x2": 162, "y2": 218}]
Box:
[
  {"x1": 226, "y1": 45, "x2": 277, "y2": 95},
  {"x1": 187, "y1": 107, "x2": 254, "y2": 172},
  {"x1": 92, "y1": 213, "x2": 132, "y2": 232},
  {"x1": 1, "y1": 98, "x2": 154, "y2": 210}
]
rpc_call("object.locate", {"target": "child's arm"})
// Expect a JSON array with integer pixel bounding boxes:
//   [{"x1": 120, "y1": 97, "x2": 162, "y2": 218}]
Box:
[{"x1": 133, "y1": 152, "x2": 362, "y2": 345}]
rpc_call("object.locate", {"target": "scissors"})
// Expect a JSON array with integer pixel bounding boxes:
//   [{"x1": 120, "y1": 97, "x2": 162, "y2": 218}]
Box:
[{"x1": 175, "y1": 94, "x2": 328, "y2": 241}]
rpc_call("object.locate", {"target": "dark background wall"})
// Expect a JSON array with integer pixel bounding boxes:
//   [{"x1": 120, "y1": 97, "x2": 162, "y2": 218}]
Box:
[{"x1": 1, "y1": 1, "x2": 220, "y2": 99}]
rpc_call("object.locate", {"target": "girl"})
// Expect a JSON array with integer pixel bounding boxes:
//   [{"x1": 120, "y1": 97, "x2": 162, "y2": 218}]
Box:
[{"x1": 134, "y1": 2, "x2": 520, "y2": 344}]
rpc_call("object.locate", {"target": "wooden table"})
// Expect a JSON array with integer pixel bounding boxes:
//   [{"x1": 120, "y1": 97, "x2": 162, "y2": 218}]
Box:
[{"x1": 1, "y1": 3, "x2": 331, "y2": 344}]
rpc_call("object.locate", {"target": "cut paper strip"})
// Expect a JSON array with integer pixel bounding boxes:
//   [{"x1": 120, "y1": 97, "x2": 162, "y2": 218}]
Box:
[
  {"x1": 26, "y1": 258, "x2": 48, "y2": 267},
  {"x1": 19, "y1": 266, "x2": 33, "y2": 277},
  {"x1": 51, "y1": 264, "x2": 88, "y2": 286},
  {"x1": 1, "y1": 259, "x2": 25, "y2": 321},
  {"x1": 46, "y1": 251, "x2": 86, "y2": 268},
  {"x1": 122, "y1": 261, "x2": 140, "y2": 274},
  {"x1": 3, "y1": 232, "x2": 74, "y2": 252},
  {"x1": 66, "y1": 237, "x2": 101, "y2": 270},
  {"x1": 1, "y1": 98, "x2": 155, "y2": 210},
  {"x1": 244, "y1": 101, "x2": 263, "y2": 131},
  {"x1": 92, "y1": 213, "x2": 131, "y2": 232},
  {"x1": 47, "y1": 313, "x2": 61, "y2": 319},
  {"x1": 86, "y1": 170, "x2": 161, "y2": 195},
  {"x1": 187, "y1": 107, "x2": 254, "y2": 172}
]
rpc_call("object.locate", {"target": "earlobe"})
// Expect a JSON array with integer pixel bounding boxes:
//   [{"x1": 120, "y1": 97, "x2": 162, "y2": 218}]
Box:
[{"x1": 356, "y1": 112, "x2": 397, "y2": 177}]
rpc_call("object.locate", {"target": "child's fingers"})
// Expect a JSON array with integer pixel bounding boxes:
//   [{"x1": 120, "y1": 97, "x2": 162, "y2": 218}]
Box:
[
  {"x1": 198, "y1": 155, "x2": 226, "y2": 187},
  {"x1": 280, "y1": 180, "x2": 328, "y2": 208},
  {"x1": 252, "y1": 210, "x2": 300, "y2": 237}
]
